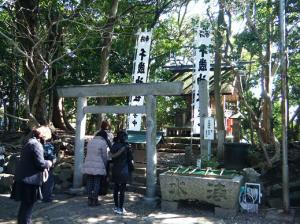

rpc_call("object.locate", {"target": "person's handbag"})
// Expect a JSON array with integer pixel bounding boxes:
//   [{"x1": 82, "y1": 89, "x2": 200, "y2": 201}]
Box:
[
  {"x1": 22, "y1": 172, "x2": 44, "y2": 186},
  {"x1": 127, "y1": 147, "x2": 135, "y2": 172},
  {"x1": 127, "y1": 157, "x2": 135, "y2": 172}
]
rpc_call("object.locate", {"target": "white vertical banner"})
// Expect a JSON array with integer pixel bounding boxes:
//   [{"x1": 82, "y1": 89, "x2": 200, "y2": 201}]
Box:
[
  {"x1": 192, "y1": 28, "x2": 211, "y2": 134},
  {"x1": 128, "y1": 30, "x2": 152, "y2": 131}
]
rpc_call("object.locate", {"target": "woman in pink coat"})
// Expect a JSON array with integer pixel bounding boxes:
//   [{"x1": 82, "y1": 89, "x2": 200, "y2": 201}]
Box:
[{"x1": 82, "y1": 130, "x2": 109, "y2": 206}]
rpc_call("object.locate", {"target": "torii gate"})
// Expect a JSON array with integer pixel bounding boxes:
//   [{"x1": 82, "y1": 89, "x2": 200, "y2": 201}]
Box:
[{"x1": 57, "y1": 82, "x2": 183, "y2": 200}]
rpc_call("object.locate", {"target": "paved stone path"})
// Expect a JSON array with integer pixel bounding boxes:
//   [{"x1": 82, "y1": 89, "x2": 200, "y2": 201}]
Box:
[{"x1": 0, "y1": 192, "x2": 298, "y2": 224}]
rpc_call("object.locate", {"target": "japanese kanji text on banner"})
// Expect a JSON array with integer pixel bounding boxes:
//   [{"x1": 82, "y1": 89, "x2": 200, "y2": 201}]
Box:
[
  {"x1": 192, "y1": 28, "x2": 211, "y2": 134},
  {"x1": 128, "y1": 30, "x2": 152, "y2": 131}
]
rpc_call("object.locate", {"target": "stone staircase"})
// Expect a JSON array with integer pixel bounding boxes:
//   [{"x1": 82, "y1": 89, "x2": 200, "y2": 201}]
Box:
[
  {"x1": 128, "y1": 162, "x2": 169, "y2": 195},
  {"x1": 127, "y1": 162, "x2": 147, "y2": 194},
  {"x1": 159, "y1": 136, "x2": 200, "y2": 152},
  {"x1": 128, "y1": 136, "x2": 202, "y2": 195}
]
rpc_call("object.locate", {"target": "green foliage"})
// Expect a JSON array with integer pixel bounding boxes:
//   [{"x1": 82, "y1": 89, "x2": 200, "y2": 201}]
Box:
[
  {"x1": 156, "y1": 96, "x2": 187, "y2": 129},
  {"x1": 202, "y1": 158, "x2": 219, "y2": 169},
  {"x1": 228, "y1": 0, "x2": 299, "y2": 145},
  {"x1": 150, "y1": 15, "x2": 194, "y2": 81},
  {"x1": 0, "y1": 0, "x2": 299, "y2": 136},
  {"x1": 235, "y1": 31, "x2": 262, "y2": 56}
]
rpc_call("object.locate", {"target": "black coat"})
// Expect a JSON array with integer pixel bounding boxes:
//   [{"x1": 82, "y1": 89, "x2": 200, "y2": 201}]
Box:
[
  {"x1": 11, "y1": 137, "x2": 50, "y2": 203},
  {"x1": 111, "y1": 143, "x2": 133, "y2": 184},
  {"x1": 14, "y1": 137, "x2": 49, "y2": 186}
]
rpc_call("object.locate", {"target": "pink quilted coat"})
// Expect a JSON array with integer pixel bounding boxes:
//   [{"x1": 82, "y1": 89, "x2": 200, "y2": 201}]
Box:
[{"x1": 82, "y1": 136, "x2": 108, "y2": 175}]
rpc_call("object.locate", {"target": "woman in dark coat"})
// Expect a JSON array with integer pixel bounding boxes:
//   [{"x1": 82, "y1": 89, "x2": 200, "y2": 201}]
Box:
[
  {"x1": 11, "y1": 126, "x2": 53, "y2": 224},
  {"x1": 110, "y1": 131, "x2": 134, "y2": 215}
]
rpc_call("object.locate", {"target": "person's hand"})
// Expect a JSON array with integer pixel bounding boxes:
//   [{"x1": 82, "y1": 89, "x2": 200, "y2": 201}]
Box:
[{"x1": 45, "y1": 160, "x2": 52, "y2": 169}]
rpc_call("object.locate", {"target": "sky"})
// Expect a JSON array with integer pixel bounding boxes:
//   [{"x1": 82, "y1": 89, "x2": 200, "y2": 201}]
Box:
[
  {"x1": 186, "y1": 0, "x2": 246, "y2": 35},
  {"x1": 186, "y1": 0, "x2": 209, "y2": 18}
]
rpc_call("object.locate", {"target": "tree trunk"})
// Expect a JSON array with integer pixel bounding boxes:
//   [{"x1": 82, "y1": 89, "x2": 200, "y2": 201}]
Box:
[
  {"x1": 46, "y1": 7, "x2": 66, "y2": 129},
  {"x1": 99, "y1": 0, "x2": 119, "y2": 84},
  {"x1": 15, "y1": 0, "x2": 46, "y2": 126},
  {"x1": 62, "y1": 99, "x2": 75, "y2": 133},
  {"x1": 279, "y1": 0, "x2": 290, "y2": 210},
  {"x1": 48, "y1": 67, "x2": 54, "y2": 124},
  {"x1": 245, "y1": 0, "x2": 278, "y2": 166},
  {"x1": 52, "y1": 90, "x2": 68, "y2": 130},
  {"x1": 7, "y1": 54, "x2": 18, "y2": 131},
  {"x1": 289, "y1": 105, "x2": 300, "y2": 140},
  {"x1": 97, "y1": 0, "x2": 119, "y2": 128},
  {"x1": 214, "y1": 0, "x2": 226, "y2": 160},
  {"x1": 31, "y1": 78, "x2": 47, "y2": 125},
  {"x1": 261, "y1": 0, "x2": 273, "y2": 144}
]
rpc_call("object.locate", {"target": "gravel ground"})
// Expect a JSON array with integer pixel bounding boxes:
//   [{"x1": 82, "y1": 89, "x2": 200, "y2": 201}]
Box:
[{"x1": 0, "y1": 192, "x2": 298, "y2": 224}]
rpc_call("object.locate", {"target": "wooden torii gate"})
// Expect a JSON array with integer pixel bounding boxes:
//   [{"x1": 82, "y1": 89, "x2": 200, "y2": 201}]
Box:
[{"x1": 57, "y1": 82, "x2": 183, "y2": 200}]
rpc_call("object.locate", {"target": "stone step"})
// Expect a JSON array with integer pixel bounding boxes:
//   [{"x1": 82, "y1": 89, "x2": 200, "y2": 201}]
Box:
[
  {"x1": 165, "y1": 127, "x2": 191, "y2": 137},
  {"x1": 157, "y1": 152, "x2": 186, "y2": 167},
  {"x1": 127, "y1": 183, "x2": 146, "y2": 195},
  {"x1": 107, "y1": 167, "x2": 166, "y2": 196},
  {"x1": 158, "y1": 148, "x2": 201, "y2": 155},
  {"x1": 158, "y1": 148, "x2": 185, "y2": 153},
  {"x1": 133, "y1": 163, "x2": 147, "y2": 175},
  {"x1": 163, "y1": 137, "x2": 201, "y2": 144},
  {"x1": 132, "y1": 173, "x2": 146, "y2": 185},
  {"x1": 127, "y1": 163, "x2": 170, "y2": 196},
  {"x1": 163, "y1": 137, "x2": 218, "y2": 146},
  {"x1": 129, "y1": 176, "x2": 164, "y2": 196},
  {"x1": 127, "y1": 182, "x2": 162, "y2": 196},
  {"x1": 159, "y1": 143, "x2": 199, "y2": 150}
]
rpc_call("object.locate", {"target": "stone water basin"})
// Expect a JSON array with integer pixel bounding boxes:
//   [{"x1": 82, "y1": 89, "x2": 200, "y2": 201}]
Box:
[{"x1": 159, "y1": 167, "x2": 244, "y2": 209}]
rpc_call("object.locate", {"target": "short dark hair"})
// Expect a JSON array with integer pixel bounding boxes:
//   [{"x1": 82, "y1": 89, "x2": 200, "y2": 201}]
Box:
[
  {"x1": 32, "y1": 129, "x2": 41, "y2": 138},
  {"x1": 101, "y1": 121, "x2": 110, "y2": 130},
  {"x1": 116, "y1": 131, "x2": 128, "y2": 143}
]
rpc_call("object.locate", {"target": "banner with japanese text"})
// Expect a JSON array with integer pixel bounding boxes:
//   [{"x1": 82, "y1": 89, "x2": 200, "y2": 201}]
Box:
[
  {"x1": 128, "y1": 30, "x2": 152, "y2": 131},
  {"x1": 192, "y1": 28, "x2": 211, "y2": 134}
]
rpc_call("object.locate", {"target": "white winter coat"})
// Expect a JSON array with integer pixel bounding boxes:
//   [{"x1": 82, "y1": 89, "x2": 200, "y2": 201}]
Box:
[{"x1": 82, "y1": 136, "x2": 108, "y2": 175}]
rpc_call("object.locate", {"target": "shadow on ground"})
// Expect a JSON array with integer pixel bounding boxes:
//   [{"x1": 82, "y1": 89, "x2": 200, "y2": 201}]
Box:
[{"x1": 0, "y1": 192, "x2": 298, "y2": 224}]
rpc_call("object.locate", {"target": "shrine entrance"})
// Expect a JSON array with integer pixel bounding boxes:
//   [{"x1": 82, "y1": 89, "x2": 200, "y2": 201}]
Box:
[{"x1": 57, "y1": 82, "x2": 183, "y2": 200}]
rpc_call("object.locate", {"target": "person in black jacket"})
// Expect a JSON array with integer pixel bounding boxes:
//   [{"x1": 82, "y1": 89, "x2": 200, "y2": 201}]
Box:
[
  {"x1": 11, "y1": 126, "x2": 53, "y2": 224},
  {"x1": 110, "y1": 130, "x2": 134, "y2": 215}
]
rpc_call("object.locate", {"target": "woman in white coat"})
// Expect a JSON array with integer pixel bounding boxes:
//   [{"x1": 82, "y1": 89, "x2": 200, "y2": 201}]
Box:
[{"x1": 82, "y1": 130, "x2": 109, "y2": 206}]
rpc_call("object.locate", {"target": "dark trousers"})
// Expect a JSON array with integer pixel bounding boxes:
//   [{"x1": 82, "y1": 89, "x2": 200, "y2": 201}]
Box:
[
  {"x1": 17, "y1": 200, "x2": 34, "y2": 224},
  {"x1": 113, "y1": 183, "x2": 126, "y2": 209},
  {"x1": 86, "y1": 175, "x2": 102, "y2": 199},
  {"x1": 41, "y1": 169, "x2": 54, "y2": 201}
]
